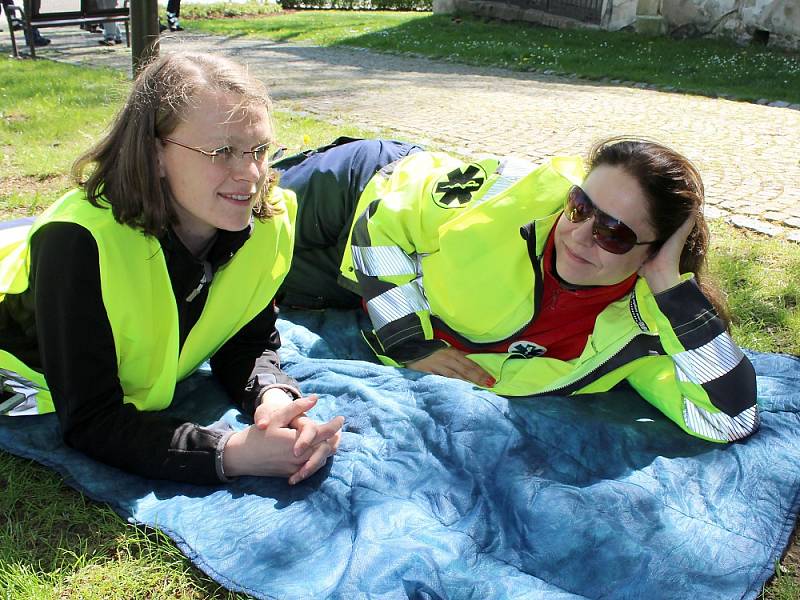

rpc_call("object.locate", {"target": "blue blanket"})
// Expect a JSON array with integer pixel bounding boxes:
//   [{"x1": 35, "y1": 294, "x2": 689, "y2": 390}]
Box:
[{"x1": 1, "y1": 309, "x2": 798, "y2": 600}]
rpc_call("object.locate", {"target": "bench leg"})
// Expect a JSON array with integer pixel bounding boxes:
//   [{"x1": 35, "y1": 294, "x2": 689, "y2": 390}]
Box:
[
  {"x1": 20, "y1": 0, "x2": 35, "y2": 57},
  {"x1": 4, "y1": 7, "x2": 21, "y2": 58},
  {"x1": 22, "y1": 23, "x2": 36, "y2": 58}
]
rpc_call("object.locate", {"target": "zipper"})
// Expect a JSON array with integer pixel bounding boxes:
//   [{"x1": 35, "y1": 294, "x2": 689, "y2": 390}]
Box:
[{"x1": 530, "y1": 331, "x2": 662, "y2": 397}]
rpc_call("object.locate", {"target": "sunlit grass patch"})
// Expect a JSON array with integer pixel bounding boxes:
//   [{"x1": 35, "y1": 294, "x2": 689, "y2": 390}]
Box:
[
  {"x1": 708, "y1": 221, "x2": 800, "y2": 356},
  {"x1": 188, "y1": 9, "x2": 422, "y2": 44},
  {"x1": 0, "y1": 58, "x2": 127, "y2": 179}
]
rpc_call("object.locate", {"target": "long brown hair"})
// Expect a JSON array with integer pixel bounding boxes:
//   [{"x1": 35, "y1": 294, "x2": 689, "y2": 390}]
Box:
[
  {"x1": 588, "y1": 137, "x2": 729, "y2": 324},
  {"x1": 72, "y1": 52, "x2": 280, "y2": 237}
]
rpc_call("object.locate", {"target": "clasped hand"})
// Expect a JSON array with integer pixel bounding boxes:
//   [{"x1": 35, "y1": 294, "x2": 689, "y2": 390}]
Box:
[{"x1": 223, "y1": 390, "x2": 344, "y2": 484}]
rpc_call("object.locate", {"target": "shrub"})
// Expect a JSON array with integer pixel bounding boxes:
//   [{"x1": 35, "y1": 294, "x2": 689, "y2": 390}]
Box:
[{"x1": 182, "y1": 1, "x2": 284, "y2": 19}]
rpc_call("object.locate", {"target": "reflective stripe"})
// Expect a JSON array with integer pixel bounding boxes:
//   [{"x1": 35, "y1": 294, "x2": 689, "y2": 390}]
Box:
[
  {"x1": 473, "y1": 157, "x2": 535, "y2": 209},
  {"x1": 499, "y1": 157, "x2": 536, "y2": 178},
  {"x1": 1, "y1": 373, "x2": 41, "y2": 416},
  {"x1": 0, "y1": 369, "x2": 42, "y2": 390},
  {"x1": 352, "y1": 245, "x2": 418, "y2": 277},
  {"x1": 682, "y1": 401, "x2": 758, "y2": 442},
  {"x1": 672, "y1": 332, "x2": 744, "y2": 384},
  {"x1": 367, "y1": 281, "x2": 429, "y2": 331}
]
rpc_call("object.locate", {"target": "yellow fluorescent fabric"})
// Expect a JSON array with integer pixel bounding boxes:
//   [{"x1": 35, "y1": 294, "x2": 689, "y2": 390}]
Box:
[{"x1": 0, "y1": 188, "x2": 296, "y2": 414}]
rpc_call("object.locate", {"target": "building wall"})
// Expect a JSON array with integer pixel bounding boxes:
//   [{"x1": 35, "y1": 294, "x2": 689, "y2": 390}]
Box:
[
  {"x1": 434, "y1": 0, "x2": 800, "y2": 48},
  {"x1": 661, "y1": 0, "x2": 800, "y2": 48}
]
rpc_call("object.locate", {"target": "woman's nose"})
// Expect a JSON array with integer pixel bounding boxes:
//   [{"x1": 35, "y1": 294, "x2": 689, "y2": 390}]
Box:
[
  {"x1": 230, "y1": 156, "x2": 263, "y2": 183},
  {"x1": 571, "y1": 216, "x2": 596, "y2": 247}
]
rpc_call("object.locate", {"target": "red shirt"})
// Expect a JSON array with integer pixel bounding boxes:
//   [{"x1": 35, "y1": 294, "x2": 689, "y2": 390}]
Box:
[{"x1": 434, "y1": 229, "x2": 637, "y2": 361}]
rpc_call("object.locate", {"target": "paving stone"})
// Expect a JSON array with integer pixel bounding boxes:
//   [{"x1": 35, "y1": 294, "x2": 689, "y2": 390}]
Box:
[
  {"x1": 736, "y1": 204, "x2": 763, "y2": 216},
  {"x1": 703, "y1": 205, "x2": 726, "y2": 219},
  {"x1": 728, "y1": 216, "x2": 782, "y2": 236},
  {"x1": 763, "y1": 211, "x2": 789, "y2": 222}
]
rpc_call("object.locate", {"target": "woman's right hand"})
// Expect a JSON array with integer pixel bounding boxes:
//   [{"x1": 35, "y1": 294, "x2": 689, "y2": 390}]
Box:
[
  {"x1": 223, "y1": 397, "x2": 343, "y2": 484},
  {"x1": 407, "y1": 347, "x2": 495, "y2": 388}
]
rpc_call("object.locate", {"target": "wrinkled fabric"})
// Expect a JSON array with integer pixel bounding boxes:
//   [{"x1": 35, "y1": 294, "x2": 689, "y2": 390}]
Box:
[{"x1": 0, "y1": 309, "x2": 797, "y2": 600}]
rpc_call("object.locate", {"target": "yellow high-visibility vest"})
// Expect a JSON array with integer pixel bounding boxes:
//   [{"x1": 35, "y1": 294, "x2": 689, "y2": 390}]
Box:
[{"x1": 0, "y1": 188, "x2": 296, "y2": 414}]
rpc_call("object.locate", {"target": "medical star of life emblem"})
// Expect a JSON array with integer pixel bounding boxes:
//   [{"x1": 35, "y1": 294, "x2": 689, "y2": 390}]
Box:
[
  {"x1": 432, "y1": 164, "x2": 487, "y2": 208},
  {"x1": 507, "y1": 341, "x2": 547, "y2": 359}
]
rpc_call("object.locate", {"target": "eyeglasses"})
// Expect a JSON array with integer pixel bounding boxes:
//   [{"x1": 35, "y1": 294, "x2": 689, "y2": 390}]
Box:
[
  {"x1": 564, "y1": 186, "x2": 659, "y2": 254},
  {"x1": 161, "y1": 138, "x2": 273, "y2": 165}
]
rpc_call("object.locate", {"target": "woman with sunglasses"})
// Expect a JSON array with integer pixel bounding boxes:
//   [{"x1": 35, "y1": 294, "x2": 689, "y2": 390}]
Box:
[
  {"x1": 280, "y1": 137, "x2": 757, "y2": 443},
  {"x1": 0, "y1": 52, "x2": 343, "y2": 484}
]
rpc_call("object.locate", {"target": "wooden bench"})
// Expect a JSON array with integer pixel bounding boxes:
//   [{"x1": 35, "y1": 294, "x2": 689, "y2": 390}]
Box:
[{"x1": 3, "y1": 0, "x2": 129, "y2": 58}]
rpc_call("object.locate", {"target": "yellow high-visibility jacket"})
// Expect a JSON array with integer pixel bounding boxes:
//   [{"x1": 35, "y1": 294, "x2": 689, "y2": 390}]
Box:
[{"x1": 340, "y1": 152, "x2": 758, "y2": 443}]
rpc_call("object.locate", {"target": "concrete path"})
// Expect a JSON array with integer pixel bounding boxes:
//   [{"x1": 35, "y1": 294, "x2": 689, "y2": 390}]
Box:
[{"x1": 8, "y1": 28, "x2": 800, "y2": 240}]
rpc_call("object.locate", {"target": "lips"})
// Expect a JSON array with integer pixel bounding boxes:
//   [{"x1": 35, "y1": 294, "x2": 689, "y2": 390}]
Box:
[
  {"x1": 563, "y1": 243, "x2": 593, "y2": 266},
  {"x1": 218, "y1": 192, "x2": 252, "y2": 203}
]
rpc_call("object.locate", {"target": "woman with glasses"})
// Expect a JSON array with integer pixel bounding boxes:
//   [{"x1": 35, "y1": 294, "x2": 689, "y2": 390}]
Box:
[
  {"x1": 0, "y1": 52, "x2": 343, "y2": 484},
  {"x1": 279, "y1": 137, "x2": 758, "y2": 443}
]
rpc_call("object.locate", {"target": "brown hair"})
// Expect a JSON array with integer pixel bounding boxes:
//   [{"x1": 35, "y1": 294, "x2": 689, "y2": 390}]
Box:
[
  {"x1": 72, "y1": 52, "x2": 280, "y2": 236},
  {"x1": 588, "y1": 137, "x2": 729, "y2": 324}
]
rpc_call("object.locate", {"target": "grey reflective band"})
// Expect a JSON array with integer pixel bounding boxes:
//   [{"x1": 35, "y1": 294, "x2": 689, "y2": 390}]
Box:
[
  {"x1": 472, "y1": 157, "x2": 534, "y2": 209},
  {"x1": 0, "y1": 368, "x2": 42, "y2": 390},
  {"x1": 498, "y1": 157, "x2": 536, "y2": 177},
  {"x1": 1, "y1": 372, "x2": 41, "y2": 416},
  {"x1": 682, "y1": 401, "x2": 759, "y2": 442},
  {"x1": 672, "y1": 332, "x2": 744, "y2": 384},
  {"x1": 367, "y1": 281, "x2": 429, "y2": 331},
  {"x1": 352, "y1": 245, "x2": 418, "y2": 278}
]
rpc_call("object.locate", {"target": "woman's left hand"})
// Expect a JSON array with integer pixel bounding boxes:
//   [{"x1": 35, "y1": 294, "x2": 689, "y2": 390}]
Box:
[
  {"x1": 255, "y1": 389, "x2": 344, "y2": 459},
  {"x1": 638, "y1": 214, "x2": 695, "y2": 294}
]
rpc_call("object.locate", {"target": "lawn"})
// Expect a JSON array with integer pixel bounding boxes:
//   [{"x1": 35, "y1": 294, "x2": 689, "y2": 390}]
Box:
[
  {"x1": 186, "y1": 9, "x2": 800, "y2": 104},
  {"x1": 1, "y1": 45, "x2": 799, "y2": 598}
]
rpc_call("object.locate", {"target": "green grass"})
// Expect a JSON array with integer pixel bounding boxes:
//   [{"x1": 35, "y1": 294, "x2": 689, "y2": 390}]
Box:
[
  {"x1": 0, "y1": 453, "x2": 249, "y2": 599},
  {"x1": 1, "y1": 53, "x2": 800, "y2": 599},
  {"x1": 186, "y1": 10, "x2": 800, "y2": 104},
  {"x1": 180, "y1": 0, "x2": 283, "y2": 20},
  {"x1": 710, "y1": 221, "x2": 800, "y2": 356},
  {"x1": 189, "y1": 8, "x2": 420, "y2": 45}
]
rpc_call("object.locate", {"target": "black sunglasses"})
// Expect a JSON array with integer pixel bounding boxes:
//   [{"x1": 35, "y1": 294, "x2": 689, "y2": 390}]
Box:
[{"x1": 564, "y1": 186, "x2": 659, "y2": 254}]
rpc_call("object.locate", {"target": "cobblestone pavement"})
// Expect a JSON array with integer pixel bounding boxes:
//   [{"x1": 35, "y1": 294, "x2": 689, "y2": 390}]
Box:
[{"x1": 11, "y1": 29, "x2": 800, "y2": 240}]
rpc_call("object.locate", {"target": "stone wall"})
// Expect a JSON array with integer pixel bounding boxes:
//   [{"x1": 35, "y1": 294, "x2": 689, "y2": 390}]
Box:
[
  {"x1": 660, "y1": 0, "x2": 799, "y2": 48},
  {"x1": 603, "y1": 0, "x2": 639, "y2": 29},
  {"x1": 434, "y1": 0, "x2": 800, "y2": 48}
]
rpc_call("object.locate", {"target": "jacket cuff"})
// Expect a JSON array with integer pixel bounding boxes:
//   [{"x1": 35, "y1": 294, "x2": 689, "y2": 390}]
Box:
[
  {"x1": 391, "y1": 339, "x2": 449, "y2": 365},
  {"x1": 258, "y1": 383, "x2": 303, "y2": 404},
  {"x1": 214, "y1": 429, "x2": 237, "y2": 482},
  {"x1": 653, "y1": 277, "x2": 725, "y2": 350}
]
